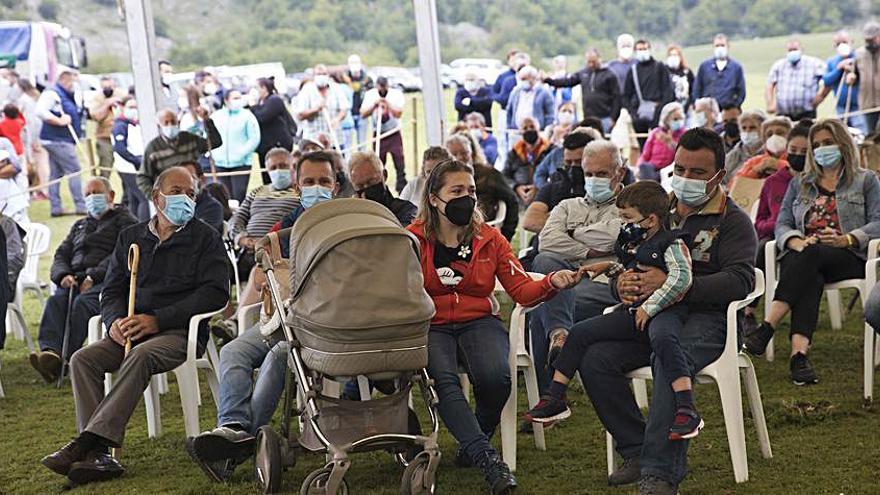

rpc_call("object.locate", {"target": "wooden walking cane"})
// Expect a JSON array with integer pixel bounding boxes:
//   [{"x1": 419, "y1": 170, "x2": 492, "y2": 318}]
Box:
[{"x1": 112, "y1": 243, "x2": 140, "y2": 460}]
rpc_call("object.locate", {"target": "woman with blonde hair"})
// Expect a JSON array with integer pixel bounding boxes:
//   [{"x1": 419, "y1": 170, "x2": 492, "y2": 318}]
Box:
[
  {"x1": 407, "y1": 159, "x2": 584, "y2": 494},
  {"x1": 745, "y1": 118, "x2": 880, "y2": 385}
]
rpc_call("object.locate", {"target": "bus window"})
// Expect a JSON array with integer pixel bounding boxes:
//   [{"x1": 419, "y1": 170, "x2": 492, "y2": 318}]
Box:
[{"x1": 54, "y1": 35, "x2": 75, "y2": 68}]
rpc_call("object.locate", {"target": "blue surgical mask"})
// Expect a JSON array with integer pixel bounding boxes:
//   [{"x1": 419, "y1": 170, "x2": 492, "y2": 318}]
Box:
[
  {"x1": 300, "y1": 185, "x2": 333, "y2": 209},
  {"x1": 786, "y1": 50, "x2": 802, "y2": 64},
  {"x1": 85, "y1": 194, "x2": 109, "y2": 218},
  {"x1": 584, "y1": 177, "x2": 615, "y2": 203},
  {"x1": 159, "y1": 193, "x2": 196, "y2": 225},
  {"x1": 669, "y1": 119, "x2": 685, "y2": 132},
  {"x1": 813, "y1": 145, "x2": 842, "y2": 169},
  {"x1": 635, "y1": 50, "x2": 651, "y2": 62},
  {"x1": 160, "y1": 124, "x2": 180, "y2": 140},
  {"x1": 671, "y1": 172, "x2": 718, "y2": 207},
  {"x1": 269, "y1": 169, "x2": 292, "y2": 190}
]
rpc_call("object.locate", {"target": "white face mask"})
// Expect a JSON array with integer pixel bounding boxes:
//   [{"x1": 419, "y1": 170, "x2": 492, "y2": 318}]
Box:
[
  {"x1": 469, "y1": 128, "x2": 482, "y2": 141},
  {"x1": 741, "y1": 131, "x2": 761, "y2": 148},
  {"x1": 618, "y1": 46, "x2": 634, "y2": 60},
  {"x1": 765, "y1": 134, "x2": 787, "y2": 156},
  {"x1": 836, "y1": 43, "x2": 852, "y2": 57},
  {"x1": 635, "y1": 50, "x2": 651, "y2": 63},
  {"x1": 464, "y1": 80, "x2": 480, "y2": 93},
  {"x1": 227, "y1": 98, "x2": 244, "y2": 111},
  {"x1": 314, "y1": 75, "x2": 330, "y2": 88},
  {"x1": 204, "y1": 82, "x2": 218, "y2": 95},
  {"x1": 558, "y1": 111, "x2": 575, "y2": 125},
  {"x1": 714, "y1": 46, "x2": 728, "y2": 59},
  {"x1": 177, "y1": 96, "x2": 189, "y2": 110},
  {"x1": 666, "y1": 55, "x2": 681, "y2": 69},
  {"x1": 349, "y1": 63, "x2": 362, "y2": 73}
]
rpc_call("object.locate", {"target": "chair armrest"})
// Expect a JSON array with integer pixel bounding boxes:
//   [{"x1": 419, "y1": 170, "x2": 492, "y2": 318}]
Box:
[
  {"x1": 867, "y1": 238, "x2": 880, "y2": 261},
  {"x1": 725, "y1": 268, "x2": 765, "y2": 354},
  {"x1": 187, "y1": 308, "x2": 226, "y2": 363},
  {"x1": 603, "y1": 304, "x2": 623, "y2": 315},
  {"x1": 238, "y1": 302, "x2": 261, "y2": 336}
]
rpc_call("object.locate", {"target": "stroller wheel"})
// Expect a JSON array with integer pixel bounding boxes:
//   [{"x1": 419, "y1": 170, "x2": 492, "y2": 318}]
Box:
[
  {"x1": 301, "y1": 467, "x2": 349, "y2": 495},
  {"x1": 254, "y1": 426, "x2": 283, "y2": 494},
  {"x1": 399, "y1": 453, "x2": 436, "y2": 495}
]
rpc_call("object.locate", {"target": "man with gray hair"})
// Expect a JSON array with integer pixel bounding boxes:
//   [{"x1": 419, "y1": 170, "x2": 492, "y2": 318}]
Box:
[
  {"x1": 41, "y1": 166, "x2": 228, "y2": 484},
  {"x1": 817, "y1": 30, "x2": 867, "y2": 133},
  {"x1": 349, "y1": 150, "x2": 417, "y2": 226},
  {"x1": 30, "y1": 176, "x2": 137, "y2": 383},
  {"x1": 691, "y1": 97, "x2": 720, "y2": 130},
  {"x1": 852, "y1": 21, "x2": 880, "y2": 133},
  {"x1": 529, "y1": 139, "x2": 626, "y2": 393},
  {"x1": 506, "y1": 65, "x2": 555, "y2": 131}
]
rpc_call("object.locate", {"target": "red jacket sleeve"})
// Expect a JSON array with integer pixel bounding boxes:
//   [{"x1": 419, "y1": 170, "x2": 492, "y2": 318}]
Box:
[{"x1": 492, "y1": 230, "x2": 558, "y2": 307}]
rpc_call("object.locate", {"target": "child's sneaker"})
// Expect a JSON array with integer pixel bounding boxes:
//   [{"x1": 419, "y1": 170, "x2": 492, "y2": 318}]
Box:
[
  {"x1": 524, "y1": 395, "x2": 571, "y2": 423},
  {"x1": 668, "y1": 407, "x2": 704, "y2": 440}
]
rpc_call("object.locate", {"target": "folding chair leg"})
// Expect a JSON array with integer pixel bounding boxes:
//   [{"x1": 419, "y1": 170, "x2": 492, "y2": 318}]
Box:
[
  {"x1": 605, "y1": 431, "x2": 617, "y2": 476},
  {"x1": 741, "y1": 359, "x2": 772, "y2": 459},
  {"x1": 522, "y1": 363, "x2": 545, "y2": 450},
  {"x1": 865, "y1": 324, "x2": 876, "y2": 404},
  {"x1": 157, "y1": 372, "x2": 169, "y2": 395},
  {"x1": 826, "y1": 289, "x2": 843, "y2": 331},
  {"x1": 144, "y1": 376, "x2": 162, "y2": 438},
  {"x1": 766, "y1": 336, "x2": 775, "y2": 362},
  {"x1": 9, "y1": 305, "x2": 35, "y2": 353},
  {"x1": 632, "y1": 378, "x2": 648, "y2": 410},
  {"x1": 500, "y1": 357, "x2": 517, "y2": 472},
  {"x1": 716, "y1": 368, "x2": 749, "y2": 483}
]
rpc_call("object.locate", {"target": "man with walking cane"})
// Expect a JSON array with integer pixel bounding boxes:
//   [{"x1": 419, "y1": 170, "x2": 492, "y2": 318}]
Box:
[
  {"x1": 817, "y1": 30, "x2": 867, "y2": 134},
  {"x1": 360, "y1": 76, "x2": 407, "y2": 193},
  {"x1": 29, "y1": 177, "x2": 136, "y2": 384},
  {"x1": 35, "y1": 70, "x2": 87, "y2": 217},
  {"x1": 41, "y1": 167, "x2": 229, "y2": 485}
]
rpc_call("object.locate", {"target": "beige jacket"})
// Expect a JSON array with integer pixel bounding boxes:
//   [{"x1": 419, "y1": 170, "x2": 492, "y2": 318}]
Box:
[
  {"x1": 855, "y1": 47, "x2": 880, "y2": 111},
  {"x1": 538, "y1": 195, "x2": 620, "y2": 262}
]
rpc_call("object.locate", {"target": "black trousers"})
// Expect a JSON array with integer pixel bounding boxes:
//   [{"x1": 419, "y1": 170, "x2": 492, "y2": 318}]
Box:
[
  {"x1": 38, "y1": 284, "x2": 103, "y2": 360},
  {"x1": 774, "y1": 244, "x2": 864, "y2": 340}
]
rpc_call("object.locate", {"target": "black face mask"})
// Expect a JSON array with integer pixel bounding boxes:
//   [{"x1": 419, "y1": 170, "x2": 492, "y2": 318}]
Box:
[
  {"x1": 102, "y1": 87, "x2": 114, "y2": 98},
  {"x1": 723, "y1": 121, "x2": 740, "y2": 139},
  {"x1": 568, "y1": 166, "x2": 585, "y2": 196},
  {"x1": 361, "y1": 182, "x2": 390, "y2": 205},
  {"x1": 378, "y1": 88, "x2": 388, "y2": 98},
  {"x1": 787, "y1": 153, "x2": 806, "y2": 172},
  {"x1": 867, "y1": 40, "x2": 879, "y2": 52},
  {"x1": 439, "y1": 195, "x2": 476, "y2": 227},
  {"x1": 523, "y1": 130, "x2": 539, "y2": 145}
]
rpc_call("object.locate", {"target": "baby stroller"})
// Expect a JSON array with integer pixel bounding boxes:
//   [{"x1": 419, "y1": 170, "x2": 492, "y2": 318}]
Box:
[{"x1": 253, "y1": 199, "x2": 441, "y2": 494}]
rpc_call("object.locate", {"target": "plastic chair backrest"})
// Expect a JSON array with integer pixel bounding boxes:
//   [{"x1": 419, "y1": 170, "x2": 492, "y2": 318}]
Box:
[
  {"x1": 487, "y1": 201, "x2": 507, "y2": 228},
  {"x1": 21, "y1": 223, "x2": 51, "y2": 284},
  {"x1": 659, "y1": 164, "x2": 674, "y2": 192}
]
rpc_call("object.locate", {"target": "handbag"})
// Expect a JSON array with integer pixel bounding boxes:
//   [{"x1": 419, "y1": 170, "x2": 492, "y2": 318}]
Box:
[
  {"x1": 631, "y1": 64, "x2": 658, "y2": 123},
  {"x1": 257, "y1": 231, "x2": 291, "y2": 336}
]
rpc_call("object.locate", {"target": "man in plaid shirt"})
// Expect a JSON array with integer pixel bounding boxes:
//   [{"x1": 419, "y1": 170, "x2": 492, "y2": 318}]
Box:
[{"x1": 766, "y1": 39, "x2": 826, "y2": 121}]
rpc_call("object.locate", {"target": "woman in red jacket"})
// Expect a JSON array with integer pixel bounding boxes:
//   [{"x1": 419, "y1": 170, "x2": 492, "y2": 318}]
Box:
[{"x1": 408, "y1": 160, "x2": 583, "y2": 494}]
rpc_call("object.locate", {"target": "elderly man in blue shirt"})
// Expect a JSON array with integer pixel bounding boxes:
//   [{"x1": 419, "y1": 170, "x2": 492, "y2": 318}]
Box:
[{"x1": 817, "y1": 30, "x2": 868, "y2": 134}]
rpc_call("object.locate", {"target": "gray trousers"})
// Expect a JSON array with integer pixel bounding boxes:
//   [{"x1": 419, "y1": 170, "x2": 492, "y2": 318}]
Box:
[
  {"x1": 70, "y1": 329, "x2": 187, "y2": 446},
  {"x1": 95, "y1": 137, "x2": 113, "y2": 178}
]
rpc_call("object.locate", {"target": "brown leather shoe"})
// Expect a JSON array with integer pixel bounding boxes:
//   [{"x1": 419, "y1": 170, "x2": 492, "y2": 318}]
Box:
[
  {"x1": 38, "y1": 350, "x2": 63, "y2": 382},
  {"x1": 41, "y1": 440, "x2": 90, "y2": 476},
  {"x1": 29, "y1": 352, "x2": 56, "y2": 383}
]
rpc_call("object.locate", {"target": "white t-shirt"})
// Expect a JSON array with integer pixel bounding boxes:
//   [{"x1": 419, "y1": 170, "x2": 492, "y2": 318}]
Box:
[{"x1": 361, "y1": 87, "x2": 405, "y2": 134}]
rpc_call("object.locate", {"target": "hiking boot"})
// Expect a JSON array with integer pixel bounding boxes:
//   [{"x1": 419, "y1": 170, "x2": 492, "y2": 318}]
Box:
[
  {"x1": 546, "y1": 328, "x2": 568, "y2": 368},
  {"x1": 67, "y1": 451, "x2": 124, "y2": 485},
  {"x1": 638, "y1": 475, "x2": 678, "y2": 495},
  {"x1": 30, "y1": 351, "x2": 57, "y2": 383},
  {"x1": 790, "y1": 353, "x2": 819, "y2": 385},
  {"x1": 41, "y1": 440, "x2": 90, "y2": 476},
  {"x1": 608, "y1": 457, "x2": 641, "y2": 486},
  {"x1": 192, "y1": 426, "x2": 256, "y2": 463},
  {"x1": 474, "y1": 451, "x2": 517, "y2": 494},
  {"x1": 38, "y1": 350, "x2": 63, "y2": 382},
  {"x1": 743, "y1": 322, "x2": 774, "y2": 356},
  {"x1": 186, "y1": 436, "x2": 237, "y2": 483},
  {"x1": 523, "y1": 395, "x2": 571, "y2": 424},
  {"x1": 668, "y1": 408, "x2": 704, "y2": 440}
]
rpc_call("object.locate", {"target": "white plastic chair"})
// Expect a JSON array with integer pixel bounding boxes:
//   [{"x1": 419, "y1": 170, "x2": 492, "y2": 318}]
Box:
[
  {"x1": 222, "y1": 222, "x2": 242, "y2": 304},
  {"x1": 238, "y1": 302, "x2": 261, "y2": 336},
  {"x1": 19, "y1": 223, "x2": 51, "y2": 310},
  {"x1": 486, "y1": 201, "x2": 506, "y2": 229},
  {"x1": 87, "y1": 309, "x2": 224, "y2": 438},
  {"x1": 659, "y1": 164, "x2": 674, "y2": 192},
  {"x1": 606, "y1": 268, "x2": 772, "y2": 484},
  {"x1": 763, "y1": 239, "x2": 880, "y2": 402}
]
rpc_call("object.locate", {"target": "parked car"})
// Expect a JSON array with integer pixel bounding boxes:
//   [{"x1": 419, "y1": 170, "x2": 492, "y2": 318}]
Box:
[
  {"x1": 368, "y1": 66, "x2": 422, "y2": 92},
  {"x1": 448, "y1": 58, "x2": 505, "y2": 87}
]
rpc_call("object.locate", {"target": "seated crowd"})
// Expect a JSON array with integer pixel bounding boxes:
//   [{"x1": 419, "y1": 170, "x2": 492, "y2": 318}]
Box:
[{"x1": 1, "y1": 23, "x2": 880, "y2": 495}]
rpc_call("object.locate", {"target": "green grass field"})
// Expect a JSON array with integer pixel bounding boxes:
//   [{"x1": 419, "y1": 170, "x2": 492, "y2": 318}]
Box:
[{"x1": 2, "y1": 30, "x2": 879, "y2": 495}]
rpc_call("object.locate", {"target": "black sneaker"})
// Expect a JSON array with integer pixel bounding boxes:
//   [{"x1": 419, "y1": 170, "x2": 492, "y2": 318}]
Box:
[
  {"x1": 743, "y1": 322, "x2": 774, "y2": 356},
  {"x1": 192, "y1": 426, "x2": 256, "y2": 463},
  {"x1": 474, "y1": 451, "x2": 517, "y2": 494},
  {"x1": 638, "y1": 475, "x2": 678, "y2": 495},
  {"x1": 523, "y1": 395, "x2": 571, "y2": 424},
  {"x1": 66, "y1": 452, "x2": 124, "y2": 485},
  {"x1": 186, "y1": 437, "x2": 237, "y2": 483},
  {"x1": 546, "y1": 329, "x2": 568, "y2": 368},
  {"x1": 790, "y1": 353, "x2": 819, "y2": 385},
  {"x1": 668, "y1": 407, "x2": 704, "y2": 440},
  {"x1": 608, "y1": 457, "x2": 640, "y2": 486}
]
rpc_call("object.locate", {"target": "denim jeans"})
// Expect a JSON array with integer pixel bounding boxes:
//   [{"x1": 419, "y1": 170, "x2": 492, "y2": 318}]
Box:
[
  {"x1": 864, "y1": 111, "x2": 880, "y2": 135},
  {"x1": 120, "y1": 171, "x2": 149, "y2": 221},
  {"x1": 427, "y1": 316, "x2": 511, "y2": 461},
  {"x1": 577, "y1": 307, "x2": 726, "y2": 486},
  {"x1": 216, "y1": 325, "x2": 286, "y2": 435},
  {"x1": 529, "y1": 251, "x2": 617, "y2": 391},
  {"x1": 217, "y1": 165, "x2": 252, "y2": 204},
  {"x1": 38, "y1": 284, "x2": 103, "y2": 360},
  {"x1": 353, "y1": 115, "x2": 368, "y2": 147},
  {"x1": 43, "y1": 140, "x2": 85, "y2": 215},
  {"x1": 638, "y1": 163, "x2": 662, "y2": 182},
  {"x1": 866, "y1": 283, "x2": 880, "y2": 334}
]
